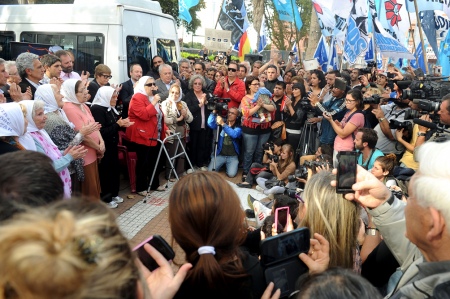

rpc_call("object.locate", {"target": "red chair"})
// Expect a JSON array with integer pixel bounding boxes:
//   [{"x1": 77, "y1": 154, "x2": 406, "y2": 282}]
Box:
[{"x1": 118, "y1": 131, "x2": 137, "y2": 193}]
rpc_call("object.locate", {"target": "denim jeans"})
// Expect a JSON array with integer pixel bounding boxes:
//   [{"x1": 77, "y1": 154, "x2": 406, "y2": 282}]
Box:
[
  {"x1": 208, "y1": 154, "x2": 239, "y2": 177},
  {"x1": 242, "y1": 132, "x2": 271, "y2": 173}
]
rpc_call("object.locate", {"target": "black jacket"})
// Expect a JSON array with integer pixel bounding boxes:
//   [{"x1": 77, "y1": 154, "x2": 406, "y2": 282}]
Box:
[
  {"x1": 19, "y1": 79, "x2": 37, "y2": 100},
  {"x1": 118, "y1": 79, "x2": 134, "y2": 118},
  {"x1": 184, "y1": 90, "x2": 212, "y2": 131}
]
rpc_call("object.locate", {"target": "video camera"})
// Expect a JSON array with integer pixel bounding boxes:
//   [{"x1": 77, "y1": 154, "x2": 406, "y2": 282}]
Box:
[
  {"x1": 401, "y1": 80, "x2": 450, "y2": 102},
  {"x1": 389, "y1": 119, "x2": 412, "y2": 131},
  {"x1": 360, "y1": 61, "x2": 376, "y2": 74},
  {"x1": 363, "y1": 94, "x2": 381, "y2": 105},
  {"x1": 206, "y1": 94, "x2": 230, "y2": 112},
  {"x1": 287, "y1": 167, "x2": 308, "y2": 183}
]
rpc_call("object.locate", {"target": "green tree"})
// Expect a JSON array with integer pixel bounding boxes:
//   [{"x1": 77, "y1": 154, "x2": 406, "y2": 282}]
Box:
[{"x1": 157, "y1": 0, "x2": 206, "y2": 34}]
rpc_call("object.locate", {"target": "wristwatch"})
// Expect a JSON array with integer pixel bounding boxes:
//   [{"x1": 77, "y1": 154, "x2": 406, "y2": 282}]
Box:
[
  {"x1": 417, "y1": 132, "x2": 426, "y2": 137},
  {"x1": 365, "y1": 228, "x2": 379, "y2": 236},
  {"x1": 378, "y1": 117, "x2": 386, "y2": 123}
]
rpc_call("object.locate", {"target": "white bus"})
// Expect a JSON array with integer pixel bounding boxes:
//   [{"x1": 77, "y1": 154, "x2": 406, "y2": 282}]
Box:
[{"x1": 0, "y1": 0, "x2": 180, "y2": 84}]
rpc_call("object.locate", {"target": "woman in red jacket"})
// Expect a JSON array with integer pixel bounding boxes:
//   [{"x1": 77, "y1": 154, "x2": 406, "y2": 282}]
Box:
[{"x1": 126, "y1": 76, "x2": 169, "y2": 196}]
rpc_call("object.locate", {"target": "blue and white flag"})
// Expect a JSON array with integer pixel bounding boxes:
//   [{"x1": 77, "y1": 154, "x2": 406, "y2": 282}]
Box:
[
  {"x1": 376, "y1": 0, "x2": 410, "y2": 43},
  {"x1": 365, "y1": 37, "x2": 375, "y2": 61},
  {"x1": 438, "y1": 30, "x2": 450, "y2": 77},
  {"x1": 179, "y1": 0, "x2": 200, "y2": 24},
  {"x1": 273, "y1": 0, "x2": 295, "y2": 22},
  {"x1": 410, "y1": 42, "x2": 426, "y2": 71},
  {"x1": 314, "y1": 36, "x2": 329, "y2": 70},
  {"x1": 218, "y1": 0, "x2": 250, "y2": 45},
  {"x1": 420, "y1": 10, "x2": 440, "y2": 63},
  {"x1": 328, "y1": 38, "x2": 338, "y2": 70},
  {"x1": 292, "y1": 43, "x2": 299, "y2": 63},
  {"x1": 332, "y1": 0, "x2": 353, "y2": 44},
  {"x1": 313, "y1": 0, "x2": 335, "y2": 37},
  {"x1": 343, "y1": 0, "x2": 370, "y2": 65},
  {"x1": 291, "y1": 0, "x2": 303, "y2": 31},
  {"x1": 258, "y1": 15, "x2": 268, "y2": 53}
]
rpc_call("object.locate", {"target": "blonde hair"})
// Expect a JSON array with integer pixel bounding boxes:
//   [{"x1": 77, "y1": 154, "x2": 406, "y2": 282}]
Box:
[
  {"x1": 0, "y1": 200, "x2": 140, "y2": 299},
  {"x1": 300, "y1": 172, "x2": 360, "y2": 269}
]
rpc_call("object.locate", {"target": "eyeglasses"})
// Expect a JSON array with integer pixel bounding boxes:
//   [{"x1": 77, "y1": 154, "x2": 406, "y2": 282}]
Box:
[
  {"x1": 228, "y1": 111, "x2": 237, "y2": 115},
  {"x1": 250, "y1": 83, "x2": 260, "y2": 86},
  {"x1": 145, "y1": 82, "x2": 156, "y2": 87},
  {"x1": 228, "y1": 68, "x2": 237, "y2": 72},
  {"x1": 345, "y1": 99, "x2": 357, "y2": 103},
  {"x1": 193, "y1": 82, "x2": 203, "y2": 85},
  {"x1": 100, "y1": 74, "x2": 112, "y2": 79}
]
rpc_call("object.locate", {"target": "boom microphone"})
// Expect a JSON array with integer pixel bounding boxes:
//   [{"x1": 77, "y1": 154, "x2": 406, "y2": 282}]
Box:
[{"x1": 413, "y1": 118, "x2": 437, "y2": 130}]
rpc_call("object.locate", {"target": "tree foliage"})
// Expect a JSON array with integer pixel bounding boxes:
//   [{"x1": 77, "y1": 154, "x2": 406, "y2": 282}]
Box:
[
  {"x1": 261, "y1": 0, "x2": 312, "y2": 50},
  {"x1": 157, "y1": 0, "x2": 206, "y2": 34}
]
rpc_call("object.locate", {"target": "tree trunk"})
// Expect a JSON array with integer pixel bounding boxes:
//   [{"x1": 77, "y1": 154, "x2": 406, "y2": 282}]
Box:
[
  {"x1": 252, "y1": 0, "x2": 265, "y2": 52},
  {"x1": 305, "y1": 6, "x2": 320, "y2": 59}
]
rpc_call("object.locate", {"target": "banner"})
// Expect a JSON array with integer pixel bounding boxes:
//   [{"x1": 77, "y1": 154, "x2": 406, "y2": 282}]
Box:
[
  {"x1": 272, "y1": 0, "x2": 295, "y2": 22},
  {"x1": 205, "y1": 29, "x2": 232, "y2": 51},
  {"x1": 376, "y1": 0, "x2": 410, "y2": 43},
  {"x1": 328, "y1": 38, "x2": 338, "y2": 70},
  {"x1": 369, "y1": 0, "x2": 414, "y2": 60},
  {"x1": 410, "y1": 42, "x2": 426, "y2": 71},
  {"x1": 312, "y1": 0, "x2": 335, "y2": 37},
  {"x1": 218, "y1": 0, "x2": 250, "y2": 45},
  {"x1": 343, "y1": 0, "x2": 370, "y2": 64},
  {"x1": 405, "y1": 0, "x2": 450, "y2": 16},
  {"x1": 365, "y1": 37, "x2": 374, "y2": 61},
  {"x1": 420, "y1": 10, "x2": 440, "y2": 62},
  {"x1": 435, "y1": 10, "x2": 450, "y2": 38},
  {"x1": 314, "y1": 36, "x2": 329, "y2": 70},
  {"x1": 332, "y1": 0, "x2": 353, "y2": 44},
  {"x1": 438, "y1": 31, "x2": 450, "y2": 77},
  {"x1": 179, "y1": 0, "x2": 200, "y2": 24}
]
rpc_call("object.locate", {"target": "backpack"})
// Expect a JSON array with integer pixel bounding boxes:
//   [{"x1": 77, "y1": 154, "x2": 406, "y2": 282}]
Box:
[{"x1": 347, "y1": 110, "x2": 372, "y2": 140}]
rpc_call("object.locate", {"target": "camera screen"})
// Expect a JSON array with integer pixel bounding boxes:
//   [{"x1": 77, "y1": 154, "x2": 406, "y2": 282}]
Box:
[
  {"x1": 260, "y1": 228, "x2": 310, "y2": 266},
  {"x1": 337, "y1": 152, "x2": 357, "y2": 192}
]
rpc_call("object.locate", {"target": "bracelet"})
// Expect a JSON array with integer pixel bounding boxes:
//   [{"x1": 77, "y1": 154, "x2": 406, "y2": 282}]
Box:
[{"x1": 365, "y1": 228, "x2": 379, "y2": 236}]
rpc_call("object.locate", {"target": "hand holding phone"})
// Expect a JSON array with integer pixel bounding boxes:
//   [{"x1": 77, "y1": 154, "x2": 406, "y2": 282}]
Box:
[
  {"x1": 336, "y1": 151, "x2": 358, "y2": 194},
  {"x1": 274, "y1": 207, "x2": 289, "y2": 234},
  {"x1": 134, "y1": 235, "x2": 175, "y2": 271}
]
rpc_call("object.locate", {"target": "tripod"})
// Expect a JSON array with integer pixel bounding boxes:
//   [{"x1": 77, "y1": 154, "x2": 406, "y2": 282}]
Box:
[
  {"x1": 296, "y1": 122, "x2": 317, "y2": 157},
  {"x1": 211, "y1": 122, "x2": 222, "y2": 171},
  {"x1": 144, "y1": 132, "x2": 194, "y2": 202}
]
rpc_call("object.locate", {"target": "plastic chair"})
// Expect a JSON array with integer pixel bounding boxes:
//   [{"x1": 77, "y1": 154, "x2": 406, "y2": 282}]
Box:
[{"x1": 118, "y1": 131, "x2": 137, "y2": 193}]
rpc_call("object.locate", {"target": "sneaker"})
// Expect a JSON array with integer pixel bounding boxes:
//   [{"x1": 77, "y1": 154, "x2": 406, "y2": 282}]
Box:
[
  {"x1": 247, "y1": 194, "x2": 257, "y2": 210},
  {"x1": 237, "y1": 183, "x2": 252, "y2": 189},
  {"x1": 112, "y1": 196, "x2": 124, "y2": 203},
  {"x1": 255, "y1": 185, "x2": 265, "y2": 192},
  {"x1": 245, "y1": 209, "x2": 255, "y2": 218},
  {"x1": 106, "y1": 201, "x2": 118, "y2": 209},
  {"x1": 186, "y1": 168, "x2": 194, "y2": 174},
  {"x1": 200, "y1": 166, "x2": 208, "y2": 171},
  {"x1": 156, "y1": 184, "x2": 167, "y2": 191}
]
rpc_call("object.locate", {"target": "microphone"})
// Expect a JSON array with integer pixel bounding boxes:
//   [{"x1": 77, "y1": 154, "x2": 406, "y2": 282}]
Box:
[{"x1": 413, "y1": 118, "x2": 437, "y2": 130}]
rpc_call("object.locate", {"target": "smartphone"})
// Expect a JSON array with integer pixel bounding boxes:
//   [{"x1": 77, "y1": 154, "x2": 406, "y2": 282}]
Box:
[
  {"x1": 133, "y1": 235, "x2": 175, "y2": 271},
  {"x1": 336, "y1": 151, "x2": 358, "y2": 194},
  {"x1": 260, "y1": 227, "x2": 310, "y2": 298},
  {"x1": 274, "y1": 207, "x2": 289, "y2": 233}
]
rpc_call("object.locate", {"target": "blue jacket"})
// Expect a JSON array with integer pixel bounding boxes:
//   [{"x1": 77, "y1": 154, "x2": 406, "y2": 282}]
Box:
[
  {"x1": 316, "y1": 97, "x2": 347, "y2": 145},
  {"x1": 207, "y1": 113, "x2": 242, "y2": 156}
]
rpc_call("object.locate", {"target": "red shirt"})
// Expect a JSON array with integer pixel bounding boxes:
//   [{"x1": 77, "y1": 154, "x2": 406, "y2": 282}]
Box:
[{"x1": 213, "y1": 77, "x2": 246, "y2": 109}]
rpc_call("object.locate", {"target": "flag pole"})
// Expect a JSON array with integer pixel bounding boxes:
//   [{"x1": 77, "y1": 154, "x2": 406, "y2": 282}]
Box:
[
  {"x1": 413, "y1": 0, "x2": 429, "y2": 74},
  {"x1": 214, "y1": 0, "x2": 226, "y2": 30}
]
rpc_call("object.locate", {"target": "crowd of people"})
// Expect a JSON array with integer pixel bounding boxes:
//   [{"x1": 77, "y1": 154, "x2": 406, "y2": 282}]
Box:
[{"x1": 1, "y1": 47, "x2": 450, "y2": 299}]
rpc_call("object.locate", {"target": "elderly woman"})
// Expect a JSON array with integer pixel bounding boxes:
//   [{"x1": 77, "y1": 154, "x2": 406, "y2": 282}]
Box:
[
  {"x1": 91, "y1": 86, "x2": 134, "y2": 208},
  {"x1": 184, "y1": 74, "x2": 211, "y2": 171},
  {"x1": 63, "y1": 79, "x2": 105, "y2": 201},
  {"x1": 0, "y1": 102, "x2": 27, "y2": 154},
  {"x1": 20, "y1": 100, "x2": 87, "y2": 198},
  {"x1": 88, "y1": 64, "x2": 112, "y2": 100},
  {"x1": 161, "y1": 84, "x2": 192, "y2": 180},
  {"x1": 126, "y1": 76, "x2": 169, "y2": 196},
  {"x1": 35, "y1": 84, "x2": 100, "y2": 195}
]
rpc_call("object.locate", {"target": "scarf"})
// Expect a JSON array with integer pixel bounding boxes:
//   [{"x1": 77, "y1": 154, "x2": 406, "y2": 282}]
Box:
[
  {"x1": 91, "y1": 86, "x2": 119, "y2": 115},
  {"x1": 35, "y1": 84, "x2": 75, "y2": 128}
]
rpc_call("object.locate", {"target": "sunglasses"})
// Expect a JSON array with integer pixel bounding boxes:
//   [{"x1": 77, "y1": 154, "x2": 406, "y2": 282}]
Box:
[
  {"x1": 228, "y1": 68, "x2": 237, "y2": 72},
  {"x1": 145, "y1": 83, "x2": 156, "y2": 87},
  {"x1": 100, "y1": 74, "x2": 112, "y2": 79}
]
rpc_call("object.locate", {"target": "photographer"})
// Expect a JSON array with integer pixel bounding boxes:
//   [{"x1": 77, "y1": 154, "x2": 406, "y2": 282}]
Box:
[
  {"x1": 354, "y1": 128, "x2": 384, "y2": 170},
  {"x1": 206, "y1": 107, "x2": 241, "y2": 178},
  {"x1": 213, "y1": 61, "x2": 245, "y2": 109},
  {"x1": 415, "y1": 94, "x2": 450, "y2": 149}
]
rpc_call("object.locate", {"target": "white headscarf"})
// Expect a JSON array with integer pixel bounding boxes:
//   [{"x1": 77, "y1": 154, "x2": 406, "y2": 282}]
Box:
[
  {"x1": 134, "y1": 76, "x2": 151, "y2": 96},
  {"x1": 166, "y1": 85, "x2": 183, "y2": 114},
  {"x1": 91, "y1": 86, "x2": 119, "y2": 115},
  {"x1": 61, "y1": 79, "x2": 81, "y2": 105},
  {"x1": 35, "y1": 84, "x2": 74, "y2": 128},
  {"x1": 19, "y1": 100, "x2": 57, "y2": 151},
  {"x1": 0, "y1": 102, "x2": 25, "y2": 138}
]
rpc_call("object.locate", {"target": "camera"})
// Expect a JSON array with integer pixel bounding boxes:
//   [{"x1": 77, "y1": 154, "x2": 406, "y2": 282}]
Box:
[
  {"x1": 401, "y1": 80, "x2": 450, "y2": 101},
  {"x1": 367, "y1": 61, "x2": 377, "y2": 68},
  {"x1": 303, "y1": 160, "x2": 330, "y2": 169},
  {"x1": 206, "y1": 94, "x2": 230, "y2": 112},
  {"x1": 403, "y1": 108, "x2": 426, "y2": 120},
  {"x1": 287, "y1": 167, "x2": 308, "y2": 183},
  {"x1": 389, "y1": 119, "x2": 412, "y2": 131},
  {"x1": 363, "y1": 94, "x2": 381, "y2": 104},
  {"x1": 268, "y1": 154, "x2": 279, "y2": 163},
  {"x1": 299, "y1": 97, "x2": 314, "y2": 112},
  {"x1": 289, "y1": 51, "x2": 296, "y2": 56},
  {"x1": 284, "y1": 187, "x2": 303, "y2": 200},
  {"x1": 263, "y1": 141, "x2": 274, "y2": 152},
  {"x1": 387, "y1": 72, "x2": 395, "y2": 79},
  {"x1": 411, "y1": 99, "x2": 441, "y2": 113}
]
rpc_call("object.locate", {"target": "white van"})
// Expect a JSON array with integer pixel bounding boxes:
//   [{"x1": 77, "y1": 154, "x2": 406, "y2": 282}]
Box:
[{"x1": 0, "y1": 0, "x2": 180, "y2": 84}]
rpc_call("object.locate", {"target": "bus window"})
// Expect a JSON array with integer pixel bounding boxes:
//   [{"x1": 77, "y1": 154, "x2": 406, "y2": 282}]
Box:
[
  {"x1": 126, "y1": 36, "x2": 152, "y2": 77},
  {"x1": 157, "y1": 39, "x2": 176, "y2": 63},
  {"x1": 20, "y1": 32, "x2": 104, "y2": 77},
  {"x1": 0, "y1": 32, "x2": 15, "y2": 60}
]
